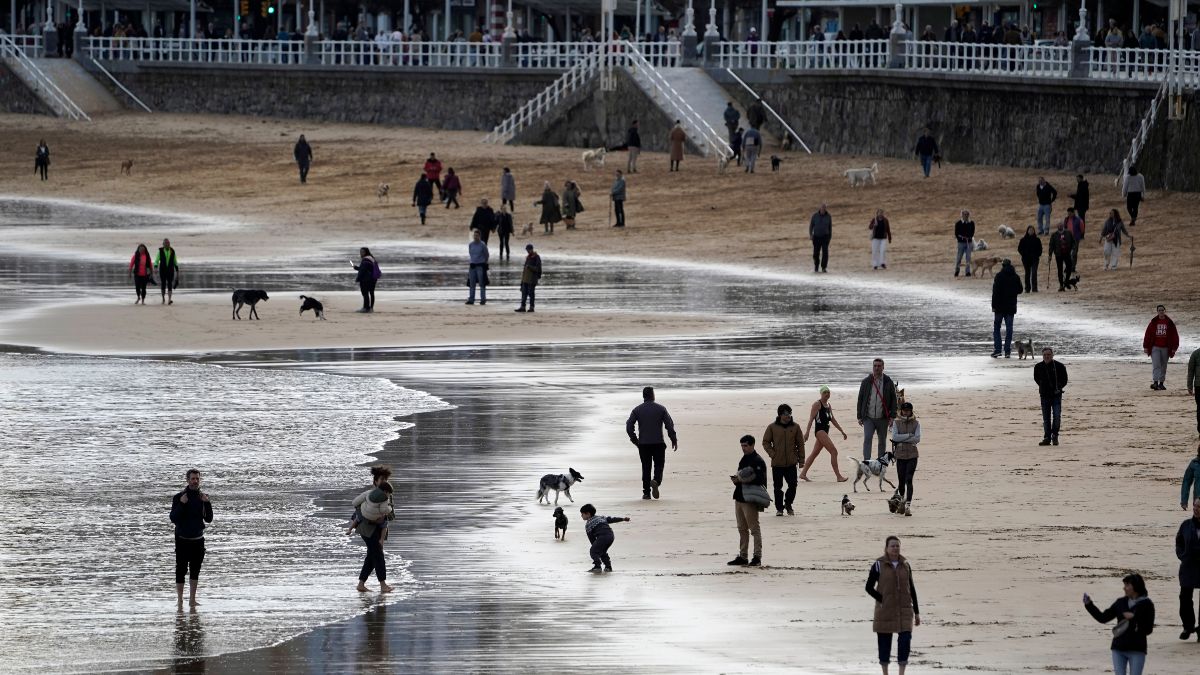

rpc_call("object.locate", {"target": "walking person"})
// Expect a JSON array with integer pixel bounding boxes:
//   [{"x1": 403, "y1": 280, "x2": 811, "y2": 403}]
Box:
[
  {"x1": 800, "y1": 386, "x2": 850, "y2": 482},
  {"x1": 351, "y1": 247, "x2": 379, "y2": 313},
  {"x1": 1123, "y1": 165, "x2": 1146, "y2": 227},
  {"x1": 170, "y1": 468, "x2": 213, "y2": 609},
  {"x1": 1035, "y1": 176, "x2": 1057, "y2": 235},
  {"x1": 624, "y1": 120, "x2": 641, "y2": 173},
  {"x1": 858, "y1": 359, "x2": 899, "y2": 461},
  {"x1": 1034, "y1": 347, "x2": 1068, "y2": 446},
  {"x1": 155, "y1": 238, "x2": 179, "y2": 305},
  {"x1": 466, "y1": 229, "x2": 488, "y2": 305},
  {"x1": 1017, "y1": 225, "x2": 1042, "y2": 292},
  {"x1": 1048, "y1": 220, "x2": 1075, "y2": 291},
  {"x1": 723, "y1": 101, "x2": 740, "y2": 142},
  {"x1": 954, "y1": 209, "x2": 975, "y2": 277},
  {"x1": 514, "y1": 244, "x2": 541, "y2": 313},
  {"x1": 1083, "y1": 574, "x2": 1155, "y2": 675},
  {"x1": 442, "y1": 168, "x2": 462, "y2": 209},
  {"x1": 423, "y1": 153, "x2": 444, "y2": 201},
  {"x1": 534, "y1": 181, "x2": 562, "y2": 235},
  {"x1": 991, "y1": 259, "x2": 1022, "y2": 358},
  {"x1": 34, "y1": 139, "x2": 49, "y2": 181},
  {"x1": 868, "y1": 209, "x2": 892, "y2": 270},
  {"x1": 1101, "y1": 209, "x2": 1132, "y2": 271},
  {"x1": 469, "y1": 198, "x2": 495, "y2": 244},
  {"x1": 1180, "y1": 498, "x2": 1200, "y2": 642},
  {"x1": 742, "y1": 126, "x2": 762, "y2": 173},
  {"x1": 495, "y1": 204, "x2": 514, "y2": 261},
  {"x1": 500, "y1": 167, "x2": 517, "y2": 213},
  {"x1": 913, "y1": 128, "x2": 938, "y2": 178},
  {"x1": 890, "y1": 402, "x2": 920, "y2": 516},
  {"x1": 1070, "y1": 173, "x2": 1090, "y2": 224},
  {"x1": 668, "y1": 121, "x2": 686, "y2": 172},
  {"x1": 866, "y1": 536, "x2": 921, "y2": 675},
  {"x1": 728, "y1": 435, "x2": 767, "y2": 567},
  {"x1": 1064, "y1": 207, "x2": 1085, "y2": 268},
  {"x1": 610, "y1": 170, "x2": 627, "y2": 228},
  {"x1": 1182, "y1": 445, "x2": 1200, "y2": 510},
  {"x1": 354, "y1": 466, "x2": 395, "y2": 593},
  {"x1": 412, "y1": 174, "x2": 434, "y2": 225},
  {"x1": 1189, "y1": 346, "x2": 1200, "y2": 436},
  {"x1": 810, "y1": 203, "x2": 832, "y2": 273},
  {"x1": 731, "y1": 127, "x2": 744, "y2": 166},
  {"x1": 762, "y1": 404, "x2": 804, "y2": 517},
  {"x1": 561, "y1": 180, "x2": 581, "y2": 230},
  {"x1": 1143, "y1": 305, "x2": 1180, "y2": 391},
  {"x1": 128, "y1": 243, "x2": 155, "y2": 305},
  {"x1": 626, "y1": 386, "x2": 678, "y2": 500},
  {"x1": 293, "y1": 134, "x2": 312, "y2": 184}
]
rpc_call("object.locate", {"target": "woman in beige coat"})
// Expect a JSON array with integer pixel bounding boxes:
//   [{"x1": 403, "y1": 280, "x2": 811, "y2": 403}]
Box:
[
  {"x1": 668, "y1": 122, "x2": 687, "y2": 172},
  {"x1": 866, "y1": 536, "x2": 921, "y2": 675}
]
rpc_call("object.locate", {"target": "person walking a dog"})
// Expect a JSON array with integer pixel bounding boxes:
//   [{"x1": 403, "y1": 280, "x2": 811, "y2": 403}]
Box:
[
  {"x1": 412, "y1": 174, "x2": 434, "y2": 225},
  {"x1": 890, "y1": 402, "x2": 920, "y2": 517},
  {"x1": 580, "y1": 504, "x2": 630, "y2": 573},
  {"x1": 624, "y1": 120, "x2": 641, "y2": 174},
  {"x1": 515, "y1": 244, "x2": 541, "y2": 313},
  {"x1": 865, "y1": 535, "x2": 921, "y2": 675},
  {"x1": 1048, "y1": 221, "x2": 1075, "y2": 291},
  {"x1": 954, "y1": 209, "x2": 975, "y2": 277},
  {"x1": 34, "y1": 139, "x2": 50, "y2": 181},
  {"x1": 352, "y1": 247, "x2": 379, "y2": 313},
  {"x1": 1035, "y1": 177, "x2": 1058, "y2": 235},
  {"x1": 810, "y1": 204, "x2": 832, "y2": 273},
  {"x1": 293, "y1": 134, "x2": 312, "y2": 184},
  {"x1": 1143, "y1": 305, "x2": 1180, "y2": 391},
  {"x1": 499, "y1": 167, "x2": 517, "y2": 213},
  {"x1": 610, "y1": 170, "x2": 627, "y2": 228},
  {"x1": 1034, "y1": 347, "x2": 1068, "y2": 446},
  {"x1": 1082, "y1": 573, "x2": 1155, "y2": 674},
  {"x1": 170, "y1": 468, "x2": 213, "y2": 609},
  {"x1": 869, "y1": 209, "x2": 892, "y2": 270},
  {"x1": 1017, "y1": 225, "x2": 1042, "y2": 293},
  {"x1": 858, "y1": 359, "x2": 899, "y2": 461},
  {"x1": 913, "y1": 129, "x2": 938, "y2": 178},
  {"x1": 742, "y1": 126, "x2": 762, "y2": 173},
  {"x1": 762, "y1": 404, "x2": 804, "y2": 516},
  {"x1": 991, "y1": 259, "x2": 1023, "y2": 358},
  {"x1": 128, "y1": 243, "x2": 155, "y2": 305},
  {"x1": 1064, "y1": 207, "x2": 1085, "y2": 268},
  {"x1": 728, "y1": 435, "x2": 767, "y2": 567},
  {"x1": 801, "y1": 386, "x2": 850, "y2": 482},
  {"x1": 668, "y1": 121, "x2": 687, "y2": 172},
  {"x1": 626, "y1": 386, "x2": 678, "y2": 500},
  {"x1": 466, "y1": 229, "x2": 489, "y2": 305},
  {"x1": 155, "y1": 238, "x2": 179, "y2": 305}
]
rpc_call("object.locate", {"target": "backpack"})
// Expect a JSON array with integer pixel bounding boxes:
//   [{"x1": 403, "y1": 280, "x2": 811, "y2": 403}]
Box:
[{"x1": 369, "y1": 257, "x2": 382, "y2": 280}]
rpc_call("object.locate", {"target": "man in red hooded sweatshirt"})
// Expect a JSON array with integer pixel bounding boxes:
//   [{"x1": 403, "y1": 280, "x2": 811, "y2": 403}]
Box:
[{"x1": 1144, "y1": 304, "x2": 1181, "y2": 391}]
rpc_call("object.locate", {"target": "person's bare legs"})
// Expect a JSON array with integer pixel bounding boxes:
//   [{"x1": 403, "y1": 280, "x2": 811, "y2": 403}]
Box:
[
  {"x1": 380, "y1": 582, "x2": 394, "y2": 593},
  {"x1": 880, "y1": 664, "x2": 889, "y2": 675},
  {"x1": 897, "y1": 663, "x2": 906, "y2": 675},
  {"x1": 357, "y1": 581, "x2": 370, "y2": 592},
  {"x1": 176, "y1": 583, "x2": 184, "y2": 607},
  {"x1": 821, "y1": 432, "x2": 849, "y2": 481},
  {"x1": 188, "y1": 580, "x2": 200, "y2": 607},
  {"x1": 799, "y1": 441, "x2": 824, "y2": 480}
]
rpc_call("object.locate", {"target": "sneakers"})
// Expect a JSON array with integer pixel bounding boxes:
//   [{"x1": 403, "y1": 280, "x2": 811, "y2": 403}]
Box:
[
  {"x1": 651, "y1": 480, "x2": 660, "y2": 499},
  {"x1": 641, "y1": 492, "x2": 651, "y2": 500},
  {"x1": 588, "y1": 565, "x2": 603, "y2": 573},
  {"x1": 465, "y1": 301, "x2": 475, "y2": 305},
  {"x1": 776, "y1": 510, "x2": 784, "y2": 517},
  {"x1": 603, "y1": 565, "x2": 613, "y2": 573},
  {"x1": 727, "y1": 556, "x2": 749, "y2": 566},
  {"x1": 990, "y1": 352, "x2": 1001, "y2": 358},
  {"x1": 1039, "y1": 438, "x2": 1052, "y2": 446},
  {"x1": 904, "y1": 503, "x2": 912, "y2": 517},
  {"x1": 747, "y1": 558, "x2": 762, "y2": 567},
  {"x1": 785, "y1": 506, "x2": 794, "y2": 516}
]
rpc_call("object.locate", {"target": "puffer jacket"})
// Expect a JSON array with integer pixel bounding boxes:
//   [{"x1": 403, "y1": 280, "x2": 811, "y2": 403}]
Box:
[{"x1": 762, "y1": 418, "x2": 805, "y2": 466}]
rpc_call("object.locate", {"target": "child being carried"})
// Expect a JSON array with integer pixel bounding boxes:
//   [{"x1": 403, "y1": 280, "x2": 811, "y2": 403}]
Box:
[{"x1": 345, "y1": 482, "x2": 394, "y2": 535}]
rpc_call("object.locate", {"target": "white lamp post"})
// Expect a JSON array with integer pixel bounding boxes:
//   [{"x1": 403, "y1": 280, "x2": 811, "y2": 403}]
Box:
[
  {"x1": 306, "y1": 0, "x2": 316, "y2": 36},
  {"x1": 891, "y1": 2, "x2": 904, "y2": 34},
  {"x1": 503, "y1": 0, "x2": 513, "y2": 38},
  {"x1": 683, "y1": 0, "x2": 695, "y2": 37},
  {"x1": 1073, "y1": 6, "x2": 1089, "y2": 42},
  {"x1": 43, "y1": 0, "x2": 52, "y2": 30},
  {"x1": 75, "y1": 0, "x2": 85, "y2": 32},
  {"x1": 704, "y1": 0, "x2": 718, "y2": 38}
]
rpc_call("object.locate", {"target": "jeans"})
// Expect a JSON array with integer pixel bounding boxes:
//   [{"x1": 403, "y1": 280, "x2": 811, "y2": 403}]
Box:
[
  {"x1": 877, "y1": 631, "x2": 911, "y2": 665},
  {"x1": 771, "y1": 466, "x2": 797, "y2": 510},
  {"x1": 812, "y1": 236, "x2": 830, "y2": 272},
  {"x1": 1022, "y1": 258, "x2": 1039, "y2": 292},
  {"x1": 1040, "y1": 395, "x2": 1062, "y2": 439},
  {"x1": 993, "y1": 313, "x2": 1014, "y2": 356},
  {"x1": 1151, "y1": 346, "x2": 1169, "y2": 383},
  {"x1": 298, "y1": 161, "x2": 310, "y2": 183},
  {"x1": 955, "y1": 241, "x2": 972, "y2": 274},
  {"x1": 359, "y1": 279, "x2": 376, "y2": 310},
  {"x1": 417, "y1": 204, "x2": 428, "y2": 224},
  {"x1": 895, "y1": 457, "x2": 917, "y2": 502},
  {"x1": 467, "y1": 266, "x2": 487, "y2": 303},
  {"x1": 589, "y1": 532, "x2": 614, "y2": 567},
  {"x1": 862, "y1": 417, "x2": 888, "y2": 460},
  {"x1": 1181, "y1": 586, "x2": 1197, "y2": 633},
  {"x1": 744, "y1": 146, "x2": 759, "y2": 172},
  {"x1": 734, "y1": 501, "x2": 762, "y2": 559},
  {"x1": 1037, "y1": 204, "x2": 1053, "y2": 234},
  {"x1": 358, "y1": 527, "x2": 386, "y2": 583},
  {"x1": 1110, "y1": 649, "x2": 1146, "y2": 675},
  {"x1": 638, "y1": 443, "x2": 666, "y2": 493},
  {"x1": 613, "y1": 200, "x2": 625, "y2": 227},
  {"x1": 919, "y1": 154, "x2": 932, "y2": 177},
  {"x1": 174, "y1": 537, "x2": 205, "y2": 583},
  {"x1": 519, "y1": 282, "x2": 536, "y2": 310}
]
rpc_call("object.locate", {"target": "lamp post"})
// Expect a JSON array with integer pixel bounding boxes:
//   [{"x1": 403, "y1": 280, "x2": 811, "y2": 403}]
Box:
[
  {"x1": 43, "y1": 0, "x2": 52, "y2": 30},
  {"x1": 704, "y1": 0, "x2": 718, "y2": 38},
  {"x1": 503, "y1": 0, "x2": 513, "y2": 38},
  {"x1": 891, "y1": 2, "x2": 904, "y2": 34},
  {"x1": 683, "y1": 0, "x2": 695, "y2": 37},
  {"x1": 75, "y1": 0, "x2": 84, "y2": 32},
  {"x1": 306, "y1": 0, "x2": 316, "y2": 36},
  {"x1": 1073, "y1": 6, "x2": 1088, "y2": 42}
]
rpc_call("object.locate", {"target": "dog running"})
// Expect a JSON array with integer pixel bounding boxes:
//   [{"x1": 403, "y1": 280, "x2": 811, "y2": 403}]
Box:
[
  {"x1": 120, "y1": 160, "x2": 133, "y2": 175},
  {"x1": 1063, "y1": 273, "x2": 1081, "y2": 291},
  {"x1": 581, "y1": 147, "x2": 607, "y2": 171},
  {"x1": 841, "y1": 494, "x2": 856, "y2": 516},
  {"x1": 231, "y1": 289, "x2": 270, "y2": 320},
  {"x1": 536, "y1": 467, "x2": 584, "y2": 505},
  {"x1": 843, "y1": 162, "x2": 878, "y2": 187},
  {"x1": 377, "y1": 183, "x2": 390, "y2": 202},
  {"x1": 553, "y1": 506, "x2": 569, "y2": 540},
  {"x1": 299, "y1": 294, "x2": 326, "y2": 320},
  {"x1": 852, "y1": 450, "x2": 896, "y2": 493}
]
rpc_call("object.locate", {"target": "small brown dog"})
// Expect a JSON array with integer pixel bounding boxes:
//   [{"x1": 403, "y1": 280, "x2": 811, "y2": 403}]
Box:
[
  {"x1": 520, "y1": 222, "x2": 534, "y2": 236},
  {"x1": 973, "y1": 257, "x2": 1001, "y2": 278},
  {"x1": 120, "y1": 160, "x2": 133, "y2": 175}
]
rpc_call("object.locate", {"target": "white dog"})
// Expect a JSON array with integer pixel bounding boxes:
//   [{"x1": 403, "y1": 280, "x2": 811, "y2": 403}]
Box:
[
  {"x1": 852, "y1": 451, "x2": 897, "y2": 493},
  {"x1": 717, "y1": 154, "x2": 730, "y2": 174},
  {"x1": 581, "y1": 147, "x2": 607, "y2": 171},
  {"x1": 843, "y1": 163, "x2": 878, "y2": 187},
  {"x1": 973, "y1": 238, "x2": 989, "y2": 251},
  {"x1": 997, "y1": 225, "x2": 1015, "y2": 239}
]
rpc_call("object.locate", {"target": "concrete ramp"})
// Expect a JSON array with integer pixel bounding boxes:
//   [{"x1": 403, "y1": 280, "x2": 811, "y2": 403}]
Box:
[
  {"x1": 27, "y1": 58, "x2": 122, "y2": 116},
  {"x1": 656, "y1": 67, "x2": 745, "y2": 136}
]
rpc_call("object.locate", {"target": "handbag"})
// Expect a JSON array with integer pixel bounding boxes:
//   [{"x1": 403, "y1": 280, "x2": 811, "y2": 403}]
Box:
[
  {"x1": 741, "y1": 484, "x2": 771, "y2": 509},
  {"x1": 1112, "y1": 619, "x2": 1131, "y2": 637}
]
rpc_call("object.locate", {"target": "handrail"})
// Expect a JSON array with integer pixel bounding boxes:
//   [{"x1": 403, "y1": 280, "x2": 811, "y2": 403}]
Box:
[
  {"x1": 1116, "y1": 82, "x2": 1165, "y2": 187},
  {"x1": 88, "y1": 57, "x2": 152, "y2": 112},
  {"x1": 723, "y1": 67, "x2": 811, "y2": 154},
  {"x1": 621, "y1": 40, "x2": 731, "y2": 159},
  {"x1": 0, "y1": 34, "x2": 90, "y2": 120},
  {"x1": 482, "y1": 46, "x2": 603, "y2": 144}
]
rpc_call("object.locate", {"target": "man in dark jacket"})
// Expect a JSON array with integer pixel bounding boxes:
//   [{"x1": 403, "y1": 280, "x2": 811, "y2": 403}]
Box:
[
  {"x1": 954, "y1": 209, "x2": 975, "y2": 277},
  {"x1": 469, "y1": 198, "x2": 496, "y2": 244},
  {"x1": 412, "y1": 174, "x2": 434, "y2": 225},
  {"x1": 1033, "y1": 347, "x2": 1068, "y2": 445},
  {"x1": 1177, "y1": 498, "x2": 1200, "y2": 639},
  {"x1": 865, "y1": 21, "x2": 885, "y2": 40},
  {"x1": 1069, "y1": 174, "x2": 1090, "y2": 224},
  {"x1": 722, "y1": 102, "x2": 740, "y2": 142},
  {"x1": 1036, "y1": 177, "x2": 1057, "y2": 235},
  {"x1": 914, "y1": 129, "x2": 939, "y2": 178},
  {"x1": 1048, "y1": 221, "x2": 1075, "y2": 291},
  {"x1": 293, "y1": 135, "x2": 313, "y2": 183},
  {"x1": 626, "y1": 386, "x2": 678, "y2": 500},
  {"x1": 991, "y1": 259, "x2": 1023, "y2": 358},
  {"x1": 728, "y1": 434, "x2": 767, "y2": 567},
  {"x1": 625, "y1": 120, "x2": 641, "y2": 174},
  {"x1": 747, "y1": 98, "x2": 766, "y2": 130},
  {"x1": 857, "y1": 358, "x2": 898, "y2": 461},
  {"x1": 810, "y1": 203, "x2": 832, "y2": 273},
  {"x1": 515, "y1": 244, "x2": 541, "y2": 313},
  {"x1": 170, "y1": 468, "x2": 214, "y2": 609}
]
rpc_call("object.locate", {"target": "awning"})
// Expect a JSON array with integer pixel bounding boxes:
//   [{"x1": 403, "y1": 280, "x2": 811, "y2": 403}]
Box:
[
  {"x1": 779, "y1": 0, "x2": 995, "y2": 7},
  {"x1": 81, "y1": 0, "x2": 213, "y2": 12},
  {"x1": 518, "y1": 0, "x2": 656, "y2": 15}
]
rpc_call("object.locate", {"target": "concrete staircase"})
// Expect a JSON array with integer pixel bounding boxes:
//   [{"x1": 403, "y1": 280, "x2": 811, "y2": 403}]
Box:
[
  {"x1": 655, "y1": 67, "x2": 745, "y2": 139},
  {"x1": 30, "y1": 58, "x2": 123, "y2": 115},
  {"x1": 621, "y1": 56, "x2": 731, "y2": 159}
]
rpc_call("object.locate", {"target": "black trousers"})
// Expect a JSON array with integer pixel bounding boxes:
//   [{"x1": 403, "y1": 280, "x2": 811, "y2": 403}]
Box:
[
  {"x1": 359, "y1": 527, "x2": 386, "y2": 582},
  {"x1": 772, "y1": 466, "x2": 797, "y2": 510},
  {"x1": 1182, "y1": 586, "x2": 1197, "y2": 632},
  {"x1": 431, "y1": 177, "x2": 443, "y2": 198},
  {"x1": 479, "y1": 229, "x2": 490, "y2": 244},
  {"x1": 35, "y1": 160, "x2": 48, "y2": 180},
  {"x1": 298, "y1": 161, "x2": 309, "y2": 183},
  {"x1": 589, "y1": 532, "x2": 614, "y2": 567},
  {"x1": 895, "y1": 457, "x2": 918, "y2": 502},
  {"x1": 613, "y1": 200, "x2": 625, "y2": 227},
  {"x1": 160, "y1": 272, "x2": 175, "y2": 296},
  {"x1": 498, "y1": 233, "x2": 511, "y2": 260},
  {"x1": 174, "y1": 537, "x2": 205, "y2": 583},
  {"x1": 1195, "y1": 389, "x2": 1200, "y2": 434},
  {"x1": 519, "y1": 282, "x2": 536, "y2": 310},
  {"x1": 445, "y1": 189, "x2": 459, "y2": 208},
  {"x1": 812, "y1": 236, "x2": 830, "y2": 271},
  {"x1": 1054, "y1": 255, "x2": 1074, "y2": 288},
  {"x1": 134, "y1": 275, "x2": 150, "y2": 300},
  {"x1": 1022, "y1": 258, "x2": 1039, "y2": 292},
  {"x1": 638, "y1": 442, "x2": 666, "y2": 493},
  {"x1": 359, "y1": 279, "x2": 376, "y2": 310},
  {"x1": 1127, "y1": 192, "x2": 1142, "y2": 223}
]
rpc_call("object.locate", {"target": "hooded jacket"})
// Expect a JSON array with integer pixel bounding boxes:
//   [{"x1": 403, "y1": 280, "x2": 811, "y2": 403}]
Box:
[
  {"x1": 762, "y1": 418, "x2": 805, "y2": 466},
  {"x1": 1036, "y1": 181, "x2": 1058, "y2": 205},
  {"x1": 991, "y1": 262, "x2": 1023, "y2": 315},
  {"x1": 1017, "y1": 232, "x2": 1042, "y2": 261},
  {"x1": 1182, "y1": 457, "x2": 1200, "y2": 506},
  {"x1": 413, "y1": 177, "x2": 434, "y2": 206},
  {"x1": 1143, "y1": 315, "x2": 1180, "y2": 356}
]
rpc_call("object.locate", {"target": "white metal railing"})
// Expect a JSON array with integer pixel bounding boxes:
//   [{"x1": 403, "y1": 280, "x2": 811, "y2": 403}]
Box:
[
  {"x1": 0, "y1": 33, "x2": 90, "y2": 120},
  {"x1": 513, "y1": 41, "x2": 599, "y2": 69},
  {"x1": 0, "y1": 32, "x2": 43, "y2": 57},
  {"x1": 906, "y1": 40, "x2": 1070, "y2": 77},
  {"x1": 320, "y1": 40, "x2": 500, "y2": 67},
  {"x1": 718, "y1": 39, "x2": 888, "y2": 70},
  {"x1": 482, "y1": 47, "x2": 603, "y2": 144},
  {"x1": 1087, "y1": 46, "x2": 1200, "y2": 86},
  {"x1": 622, "y1": 41, "x2": 731, "y2": 159},
  {"x1": 88, "y1": 56, "x2": 152, "y2": 112},
  {"x1": 86, "y1": 37, "x2": 306, "y2": 65},
  {"x1": 631, "y1": 40, "x2": 681, "y2": 68},
  {"x1": 1116, "y1": 82, "x2": 1165, "y2": 187}
]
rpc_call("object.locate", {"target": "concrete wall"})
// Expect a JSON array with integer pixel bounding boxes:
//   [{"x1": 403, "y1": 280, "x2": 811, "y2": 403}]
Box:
[{"x1": 0, "y1": 62, "x2": 55, "y2": 116}]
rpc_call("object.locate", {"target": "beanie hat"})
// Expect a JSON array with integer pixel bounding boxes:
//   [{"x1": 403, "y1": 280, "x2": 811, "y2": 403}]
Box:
[{"x1": 368, "y1": 487, "x2": 388, "y2": 504}]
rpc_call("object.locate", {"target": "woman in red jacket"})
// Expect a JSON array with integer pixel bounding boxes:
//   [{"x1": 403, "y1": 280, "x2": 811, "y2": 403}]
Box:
[
  {"x1": 128, "y1": 243, "x2": 155, "y2": 305},
  {"x1": 1143, "y1": 304, "x2": 1180, "y2": 391}
]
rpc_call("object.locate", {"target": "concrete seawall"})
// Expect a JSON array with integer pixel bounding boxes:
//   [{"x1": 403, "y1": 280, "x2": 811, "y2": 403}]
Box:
[{"x1": 0, "y1": 62, "x2": 56, "y2": 116}]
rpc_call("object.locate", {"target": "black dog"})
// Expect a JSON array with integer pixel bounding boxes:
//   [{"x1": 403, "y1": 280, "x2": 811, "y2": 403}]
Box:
[
  {"x1": 299, "y1": 294, "x2": 325, "y2": 320},
  {"x1": 1063, "y1": 273, "x2": 1080, "y2": 291},
  {"x1": 231, "y1": 289, "x2": 269, "y2": 320},
  {"x1": 553, "y1": 506, "x2": 568, "y2": 540},
  {"x1": 770, "y1": 155, "x2": 782, "y2": 172}
]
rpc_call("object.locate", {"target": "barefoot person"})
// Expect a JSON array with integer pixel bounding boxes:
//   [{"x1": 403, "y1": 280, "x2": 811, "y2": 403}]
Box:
[
  {"x1": 354, "y1": 466, "x2": 395, "y2": 593},
  {"x1": 128, "y1": 243, "x2": 154, "y2": 305},
  {"x1": 155, "y1": 238, "x2": 179, "y2": 305},
  {"x1": 1083, "y1": 573, "x2": 1155, "y2": 675},
  {"x1": 866, "y1": 536, "x2": 921, "y2": 675},
  {"x1": 801, "y1": 386, "x2": 849, "y2": 482},
  {"x1": 170, "y1": 469, "x2": 213, "y2": 608}
]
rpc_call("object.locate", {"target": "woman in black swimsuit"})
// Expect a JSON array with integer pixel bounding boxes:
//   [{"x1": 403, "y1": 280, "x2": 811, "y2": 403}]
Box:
[{"x1": 801, "y1": 385, "x2": 850, "y2": 482}]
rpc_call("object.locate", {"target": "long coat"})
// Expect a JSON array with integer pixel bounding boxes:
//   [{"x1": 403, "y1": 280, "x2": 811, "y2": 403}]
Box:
[
  {"x1": 536, "y1": 188, "x2": 561, "y2": 225},
  {"x1": 561, "y1": 186, "x2": 579, "y2": 219},
  {"x1": 668, "y1": 126, "x2": 687, "y2": 162},
  {"x1": 872, "y1": 556, "x2": 916, "y2": 634}
]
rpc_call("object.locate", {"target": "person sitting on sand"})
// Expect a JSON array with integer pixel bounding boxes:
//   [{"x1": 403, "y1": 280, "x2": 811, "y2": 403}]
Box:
[{"x1": 801, "y1": 386, "x2": 850, "y2": 482}]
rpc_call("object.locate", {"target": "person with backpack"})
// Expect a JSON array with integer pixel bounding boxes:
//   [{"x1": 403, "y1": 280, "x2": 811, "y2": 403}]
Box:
[
  {"x1": 1048, "y1": 221, "x2": 1075, "y2": 291},
  {"x1": 352, "y1": 247, "x2": 380, "y2": 313}
]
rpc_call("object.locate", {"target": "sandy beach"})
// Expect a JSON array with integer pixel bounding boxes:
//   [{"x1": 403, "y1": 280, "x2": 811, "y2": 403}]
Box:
[{"x1": 1, "y1": 112, "x2": 1199, "y2": 673}]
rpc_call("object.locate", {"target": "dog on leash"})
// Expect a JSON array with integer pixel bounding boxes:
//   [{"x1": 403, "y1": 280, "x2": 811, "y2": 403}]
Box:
[
  {"x1": 770, "y1": 155, "x2": 782, "y2": 172},
  {"x1": 973, "y1": 256, "x2": 1001, "y2": 278},
  {"x1": 997, "y1": 224, "x2": 1016, "y2": 239},
  {"x1": 843, "y1": 163, "x2": 878, "y2": 187},
  {"x1": 520, "y1": 222, "x2": 534, "y2": 236},
  {"x1": 536, "y1": 468, "x2": 584, "y2": 505},
  {"x1": 377, "y1": 183, "x2": 390, "y2": 202},
  {"x1": 299, "y1": 294, "x2": 326, "y2": 320},
  {"x1": 120, "y1": 160, "x2": 133, "y2": 175},
  {"x1": 841, "y1": 494, "x2": 855, "y2": 516},
  {"x1": 852, "y1": 451, "x2": 896, "y2": 493},
  {"x1": 553, "y1": 506, "x2": 569, "y2": 540},
  {"x1": 1016, "y1": 338, "x2": 1034, "y2": 360},
  {"x1": 231, "y1": 289, "x2": 270, "y2": 320},
  {"x1": 581, "y1": 147, "x2": 607, "y2": 171}
]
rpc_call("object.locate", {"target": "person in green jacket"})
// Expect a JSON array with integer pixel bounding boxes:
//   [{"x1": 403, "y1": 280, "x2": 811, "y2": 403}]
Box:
[
  {"x1": 1183, "y1": 444, "x2": 1200, "y2": 511},
  {"x1": 1188, "y1": 347, "x2": 1200, "y2": 435},
  {"x1": 155, "y1": 238, "x2": 179, "y2": 305}
]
